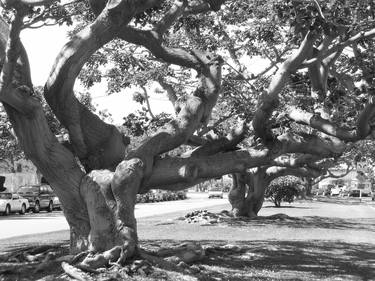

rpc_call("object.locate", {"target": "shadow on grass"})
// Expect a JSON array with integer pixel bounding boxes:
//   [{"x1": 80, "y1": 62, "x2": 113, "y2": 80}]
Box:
[
  {"x1": 315, "y1": 197, "x2": 374, "y2": 205},
  {"x1": 1, "y1": 239, "x2": 373, "y2": 281},
  {"x1": 262, "y1": 205, "x2": 313, "y2": 209},
  {"x1": 222, "y1": 214, "x2": 375, "y2": 232},
  {"x1": 141, "y1": 239, "x2": 375, "y2": 281}
]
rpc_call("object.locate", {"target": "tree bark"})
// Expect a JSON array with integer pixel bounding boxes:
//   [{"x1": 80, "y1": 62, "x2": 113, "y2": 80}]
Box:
[
  {"x1": 227, "y1": 169, "x2": 267, "y2": 218},
  {"x1": 252, "y1": 31, "x2": 317, "y2": 144},
  {"x1": 228, "y1": 173, "x2": 247, "y2": 217},
  {"x1": 44, "y1": 1, "x2": 135, "y2": 171},
  {"x1": 0, "y1": 15, "x2": 91, "y2": 253},
  {"x1": 227, "y1": 163, "x2": 325, "y2": 218},
  {"x1": 243, "y1": 169, "x2": 269, "y2": 218}
]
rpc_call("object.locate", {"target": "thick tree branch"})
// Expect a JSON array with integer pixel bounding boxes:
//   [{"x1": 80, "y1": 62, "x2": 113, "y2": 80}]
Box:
[
  {"x1": 142, "y1": 130, "x2": 343, "y2": 189},
  {"x1": 144, "y1": 149, "x2": 270, "y2": 188},
  {"x1": 0, "y1": 11, "x2": 90, "y2": 249},
  {"x1": 197, "y1": 112, "x2": 234, "y2": 136},
  {"x1": 303, "y1": 28, "x2": 375, "y2": 66},
  {"x1": 287, "y1": 102, "x2": 375, "y2": 142},
  {"x1": 0, "y1": 10, "x2": 36, "y2": 115},
  {"x1": 88, "y1": 0, "x2": 106, "y2": 16},
  {"x1": 44, "y1": 0, "x2": 139, "y2": 171},
  {"x1": 356, "y1": 97, "x2": 375, "y2": 139},
  {"x1": 277, "y1": 132, "x2": 345, "y2": 157},
  {"x1": 286, "y1": 107, "x2": 359, "y2": 141},
  {"x1": 185, "y1": 0, "x2": 226, "y2": 14},
  {"x1": 126, "y1": 52, "x2": 223, "y2": 183},
  {"x1": 1, "y1": 0, "x2": 56, "y2": 7},
  {"x1": 155, "y1": 0, "x2": 187, "y2": 36},
  {"x1": 118, "y1": 27, "x2": 202, "y2": 69},
  {"x1": 252, "y1": 31, "x2": 317, "y2": 144},
  {"x1": 117, "y1": 0, "x2": 227, "y2": 70},
  {"x1": 312, "y1": 164, "x2": 353, "y2": 186},
  {"x1": 183, "y1": 122, "x2": 246, "y2": 157},
  {"x1": 266, "y1": 166, "x2": 323, "y2": 182},
  {"x1": 271, "y1": 153, "x2": 323, "y2": 168}
]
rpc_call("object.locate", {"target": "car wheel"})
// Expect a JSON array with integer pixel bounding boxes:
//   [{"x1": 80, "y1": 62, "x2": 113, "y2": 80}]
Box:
[
  {"x1": 4, "y1": 205, "x2": 10, "y2": 216},
  {"x1": 34, "y1": 201, "x2": 40, "y2": 213},
  {"x1": 20, "y1": 204, "x2": 26, "y2": 215},
  {"x1": 47, "y1": 201, "x2": 53, "y2": 212}
]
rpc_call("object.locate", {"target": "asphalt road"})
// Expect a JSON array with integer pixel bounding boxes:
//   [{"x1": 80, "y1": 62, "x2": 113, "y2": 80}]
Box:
[{"x1": 0, "y1": 192, "x2": 229, "y2": 240}]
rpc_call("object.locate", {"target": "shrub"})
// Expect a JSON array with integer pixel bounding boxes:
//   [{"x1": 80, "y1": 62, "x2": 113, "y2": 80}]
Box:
[{"x1": 266, "y1": 176, "x2": 301, "y2": 207}]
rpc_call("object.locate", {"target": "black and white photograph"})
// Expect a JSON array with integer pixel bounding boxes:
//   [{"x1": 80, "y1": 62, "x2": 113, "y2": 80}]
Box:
[{"x1": 0, "y1": 0, "x2": 374, "y2": 280}]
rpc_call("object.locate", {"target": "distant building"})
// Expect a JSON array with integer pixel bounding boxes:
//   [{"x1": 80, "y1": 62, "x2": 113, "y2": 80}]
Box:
[
  {"x1": 317, "y1": 169, "x2": 373, "y2": 196},
  {"x1": 0, "y1": 159, "x2": 40, "y2": 193}
]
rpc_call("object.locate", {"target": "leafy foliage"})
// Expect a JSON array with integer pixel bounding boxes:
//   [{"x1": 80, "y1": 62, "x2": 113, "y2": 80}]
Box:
[
  {"x1": 0, "y1": 87, "x2": 105, "y2": 168},
  {"x1": 122, "y1": 110, "x2": 172, "y2": 137},
  {"x1": 266, "y1": 176, "x2": 301, "y2": 207}
]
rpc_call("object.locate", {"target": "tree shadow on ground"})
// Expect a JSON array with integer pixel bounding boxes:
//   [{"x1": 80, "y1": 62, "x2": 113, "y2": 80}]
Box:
[
  {"x1": 0, "y1": 242, "x2": 69, "y2": 281},
  {"x1": 1, "y1": 240, "x2": 374, "y2": 280},
  {"x1": 262, "y1": 205, "x2": 313, "y2": 209},
  {"x1": 316, "y1": 197, "x2": 373, "y2": 205},
  {"x1": 140, "y1": 239, "x2": 375, "y2": 281},
  {"x1": 222, "y1": 214, "x2": 375, "y2": 232}
]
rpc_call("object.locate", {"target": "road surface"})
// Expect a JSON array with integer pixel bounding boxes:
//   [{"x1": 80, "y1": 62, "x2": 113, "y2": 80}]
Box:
[{"x1": 0, "y1": 192, "x2": 229, "y2": 240}]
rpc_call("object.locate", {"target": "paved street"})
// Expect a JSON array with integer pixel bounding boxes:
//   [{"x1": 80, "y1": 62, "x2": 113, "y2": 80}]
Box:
[{"x1": 0, "y1": 192, "x2": 229, "y2": 240}]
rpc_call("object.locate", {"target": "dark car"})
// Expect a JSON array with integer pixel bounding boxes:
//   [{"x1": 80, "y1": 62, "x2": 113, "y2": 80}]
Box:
[
  {"x1": 17, "y1": 184, "x2": 60, "y2": 213},
  {"x1": 348, "y1": 190, "x2": 361, "y2": 197}
]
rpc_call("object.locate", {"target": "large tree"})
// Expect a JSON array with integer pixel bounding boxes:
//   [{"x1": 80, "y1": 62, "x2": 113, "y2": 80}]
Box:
[{"x1": 0, "y1": 0, "x2": 375, "y2": 270}]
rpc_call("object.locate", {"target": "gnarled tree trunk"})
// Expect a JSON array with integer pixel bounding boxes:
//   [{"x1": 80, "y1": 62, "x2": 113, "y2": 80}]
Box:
[
  {"x1": 0, "y1": 0, "x2": 227, "y2": 266},
  {"x1": 228, "y1": 169, "x2": 269, "y2": 218}
]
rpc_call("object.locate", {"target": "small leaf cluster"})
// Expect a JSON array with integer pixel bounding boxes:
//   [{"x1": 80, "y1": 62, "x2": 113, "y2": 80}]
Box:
[{"x1": 122, "y1": 110, "x2": 172, "y2": 137}]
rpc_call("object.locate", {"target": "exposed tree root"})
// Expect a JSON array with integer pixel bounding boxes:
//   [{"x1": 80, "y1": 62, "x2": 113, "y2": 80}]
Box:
[
  {"x1": 1, "y1": 241, "x2": 211, "y2": 280},
  {"x1": 61, "y1": 262, "x2": 93, "y2": 281},
  {"x1": 138, "y1": 248, "x2": 187, "y2": 273},
  {"x1": 79, "y1": 243, "x2": 134, "y2": 269},
  {"x1": 0, "y1": 262, "x2": 37, "y2": 274},
  {"x1": 71, "y1": 251, "x2": 89, "y2": 264},
  {"x1": 33, "y1": 252, "x2": 58, "y2": 273}
]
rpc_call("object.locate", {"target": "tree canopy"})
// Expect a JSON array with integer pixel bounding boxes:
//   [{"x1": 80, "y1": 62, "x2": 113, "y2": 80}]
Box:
[{"x1": 0, "y1": 0, "x2": 374, "y2": 270}]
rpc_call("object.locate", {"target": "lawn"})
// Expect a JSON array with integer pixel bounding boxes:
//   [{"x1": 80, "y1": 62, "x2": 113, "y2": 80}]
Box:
[{"x1": 1, "y1": 199, "x2": 374, "y2": 281}]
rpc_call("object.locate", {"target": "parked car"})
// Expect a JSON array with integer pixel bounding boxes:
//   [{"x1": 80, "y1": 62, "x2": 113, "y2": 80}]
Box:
[
  {"x1": 208, "y1": 187, "x2": 223, "y2": 199},
  {"x1": 17, "y1": 184, "x2": 60, "y2": 212},
  {"x1": 330, "y1": 186, "x2": 341, "y2": 196},
  {"x1": 350, "y1": 182, "x2": 372, "y2": 197},
  {"x1": 0, "y1": 192, "x2": 29, "y2": 215},
  {"x1": 348, "y1": 190, "x2": 361, "y2": 197},
  {"x1": 52, "y1": 195, "x2": 62, "y2": 210}
]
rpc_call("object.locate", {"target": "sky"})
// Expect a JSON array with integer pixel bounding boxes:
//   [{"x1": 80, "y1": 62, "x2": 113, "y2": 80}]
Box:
[
  {"x1": 20, "y1": 21, "x2": 270, "y2": 125},
  {"x1": 20, "y1": 24, "x2": 174, "y2": 125}
]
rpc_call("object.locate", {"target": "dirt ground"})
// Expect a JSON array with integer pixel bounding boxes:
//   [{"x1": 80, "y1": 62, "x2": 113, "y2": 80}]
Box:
[{"x1": 1, "y1": 199, "x2": 374, "y2": 281}]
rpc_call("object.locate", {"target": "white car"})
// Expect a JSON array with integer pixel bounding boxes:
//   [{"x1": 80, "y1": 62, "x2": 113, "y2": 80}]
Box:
[
  {"x1": 0, "y1": 192, "x2": 30, "y2": 215},
  {"x1": 330, "y1": 186, "x2": 341, "y2": 196}
]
